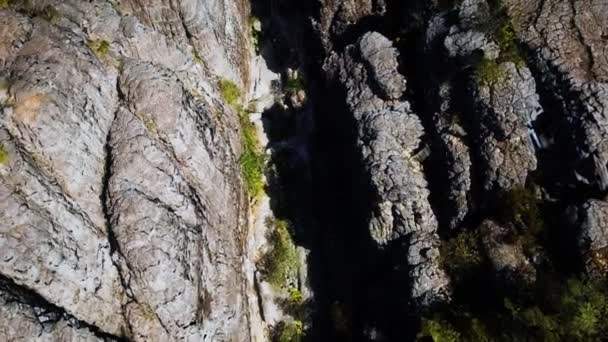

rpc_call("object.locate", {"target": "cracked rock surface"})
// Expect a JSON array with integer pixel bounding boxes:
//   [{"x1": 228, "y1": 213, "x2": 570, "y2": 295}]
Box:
[
  {"x1": 1, "y1": 0, "x2": 608, "y2": 340},
  {"x1": 326, "y1": 31, "x2": 450, "y2": 307},
  {"x1": 504, "y1": 0, "x2": 608, "y2": 191},
  {"x1": 0, "y1": 0, "x2": 251, "y2": 340}
]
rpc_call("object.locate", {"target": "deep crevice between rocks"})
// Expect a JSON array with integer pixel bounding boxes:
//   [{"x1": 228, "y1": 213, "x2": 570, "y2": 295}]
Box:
[
  {"x1": 98, "y1": 81, "x2": 137, "y2": 340},
  {"x1": 252, "y1": 0, "x2": 440, "y2": 340}
]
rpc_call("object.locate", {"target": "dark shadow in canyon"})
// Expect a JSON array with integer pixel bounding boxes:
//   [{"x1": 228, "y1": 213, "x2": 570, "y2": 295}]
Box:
[{"x1": 251, "y1": 0, "x2": 429, "y2": 340}]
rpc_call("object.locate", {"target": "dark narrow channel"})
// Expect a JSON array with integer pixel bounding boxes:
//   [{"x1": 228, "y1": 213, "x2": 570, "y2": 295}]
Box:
[{"x1": 251, "y1": 0, "x2": 432, "y2": 340}]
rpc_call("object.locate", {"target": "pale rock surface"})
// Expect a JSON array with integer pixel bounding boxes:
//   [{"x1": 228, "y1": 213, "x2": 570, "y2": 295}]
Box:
[{"x1": 0, "y1": 0, "x2": 253, "y2": 340}]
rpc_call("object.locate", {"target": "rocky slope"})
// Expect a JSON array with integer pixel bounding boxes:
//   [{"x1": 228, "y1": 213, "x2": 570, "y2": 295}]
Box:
[
  {"x1": 0, "y1": 0, "x2": 252, "y2": 340},
  {"x1": 1, "y1": 0, "x2": 608, "y2": 341}
]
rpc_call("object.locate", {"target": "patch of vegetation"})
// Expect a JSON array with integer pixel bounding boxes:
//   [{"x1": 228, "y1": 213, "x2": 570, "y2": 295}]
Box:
[
  {"x1": 273, "y1": 320, "x2": 304, "y2": 342},
  {"x1": 135, "y1": 112, "x2": 158, "y2": 135},
  {"x1": 87, "y1": 39, "x2": 111, "y2": 59},
  {"x1": 288, "y1": 288, "x2": 304, "y2": 305},
  {"x1": 494, "y1": 20, "x2": 524, "y2": 66},
  {"x1": 417, "y1": 317, "x2": 460, "y2": 342},
  {"x1": 263, "y1": 217, "x2": 300, "y2": 288},
  {"x1": 475, "y1": 57, "x2": 504, "y2": 86},
  {"x1": 0, "y1": 144, "x2": 9, "y2": 165},
  {"x1": 285, "y1": 76, "x2": 305, "y2": 95},
  {"x1": 440, "y1": 230, "x2": 484, "y2": 282},
  {"x1": 501, "y1": 186, "x2": 544, "y2": 252},
  {"x1": 417, "y1": 277, "x2": 608, "y2": 341},
  {"x1": 218, "y1": 79, "x2": 265, "y2": 199},
  {"x1": 0, "y1": 0, "x2": 9, "y2": 9},
  {"x1": 250, "y1": 16, "x2": 262, "y2": 53},
  {"x1": 193, "y1": 49, "x2": 203, "y2": 64},
  {"x1": 475, "y1": 5, "x2": 525, "y2": 86},
  {"x1": 503, "y1": 186, "x2": 542, "y2": 233},
  {"x1": 238, "y1": 108, "x2": 265, "y2": 199},
  {"x1": 219, "y1": 79, "x2": 241, "y2": 107},
  {"x1": 506, "y1": 277, "x2": 608, "y2": 341}
]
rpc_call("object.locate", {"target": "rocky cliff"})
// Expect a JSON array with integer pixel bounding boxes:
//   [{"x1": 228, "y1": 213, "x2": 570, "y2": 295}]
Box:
[
  {"x1": 0, "y1": 0, "x2": 252, "y2": 340},
  {"x1": 1, "y1": 0, "x2": 608, "y2": 341}
]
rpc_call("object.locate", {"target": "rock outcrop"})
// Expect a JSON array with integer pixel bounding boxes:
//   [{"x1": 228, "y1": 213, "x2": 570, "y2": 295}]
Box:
[
  {"x1": 0, "y1": 0, "x2": 252, "y2": 340},
  {"x1": 326, "y1": 31, "x2": 450, "y2": 307},
  {"x1": 473, "y1": 62, "x2": 541, "y2": 195},
  {"x1": 1, "y1": 0, "x2": 608, "y2": 340},
  {"x1": 576, "y1": 199, "x2": 608, "y2": 278},
  {"x1": 504, "y1": 0, "x2": 608, "y2": 191}
]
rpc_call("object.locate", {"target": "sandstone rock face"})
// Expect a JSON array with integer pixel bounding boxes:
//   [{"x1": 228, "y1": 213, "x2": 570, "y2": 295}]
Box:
[
  {"x1": 0, "y1": 0, "x2": 252, "y2": 340},
  {"x1": 328, "y1": 32, "x2": 450, "y2": 307}
]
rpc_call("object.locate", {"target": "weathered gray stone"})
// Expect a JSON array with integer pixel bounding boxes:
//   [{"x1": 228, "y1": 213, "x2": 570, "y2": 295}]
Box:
[
  {"x1": 444, "y1": 30, "x2": 500, "y2": 59},
  {"x1": 474, "y1": 62, "x2": 541, "y2": 194},
  {"x1": 431, "y1": 83, "x2": 473, "y2": 230},
  {"x1": 0, "y1": 0, "x2": 253, "y2": 340},
  {"x1": 330, "y1": 32, "x2": 451, "y2": 307},
  {"x1": 359, "y1": 32, "x2": 406, "y2": 100},
  {"x1": 314, "y1": 0, "x2": 386, "y2": 50},
  {"x1": 504, "y1": 0, "x2": 608, "y2": 191}
]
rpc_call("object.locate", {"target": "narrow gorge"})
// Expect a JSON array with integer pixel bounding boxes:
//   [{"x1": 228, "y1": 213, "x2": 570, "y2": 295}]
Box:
[{"x1": 1, "y1": 0, "x2": 608, "y2": 341}]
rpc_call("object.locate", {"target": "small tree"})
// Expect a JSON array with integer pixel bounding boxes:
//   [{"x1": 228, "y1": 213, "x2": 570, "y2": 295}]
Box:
[{"x1": 417, "y1": 318, "x2": 460, "y2": 342}]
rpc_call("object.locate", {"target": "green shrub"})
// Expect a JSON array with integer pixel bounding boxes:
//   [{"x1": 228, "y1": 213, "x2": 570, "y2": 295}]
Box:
[
  {"x1": 238, "y1": 108, "x2": 265, "y2": 199},
  {"x1": 219, "y1": 79, "x2": 241, "y2": 107},
  {"x1": 476, "y1": 8, "x2": 524, "y2": 86},
  {"x1": 0, "y1": 144, "x2": 9, "y2": 165},
  {"x1": 263, "y1": 218, "x2": 300, "y2": 288},
  {"x1": 285, "y1": 76, "x2": 305, "y2": 94},
  {"x1": 0, "y1": 0, "x2": 9, "y2": 9},
  {"x1": 507, "y1": 278, "x2": 608, "y2": 341},
  {"x1": 273, "y1": 320, "x2": 304, "y2": 342},
  {"x1": 219, "y1": 79, "x2": 264, "y2": 199},
  {"x1": 87, "y1": 39, "x2": 111, "y2": 58},
  {"x1": 288, "y1": 288, "x2": 304, "y2": 305},
  {"x1": 417, "y1": 317, "x2": 460, "y2": 342},
  {"x1": 494, "y1": 20, "x2": 523, "y2": 65},
  {"x1": 440, "y1": 230, "x2": 484, "y2": 280},
  {"x1": 503, "y1": 186, "x2": 543, "y2": 236},
  {"x1": 475, "y1": 57, "x2": 505, "y2": 86},
  {"x1": 417, "y1": 277, "x2": 608, "y2": 341}
]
